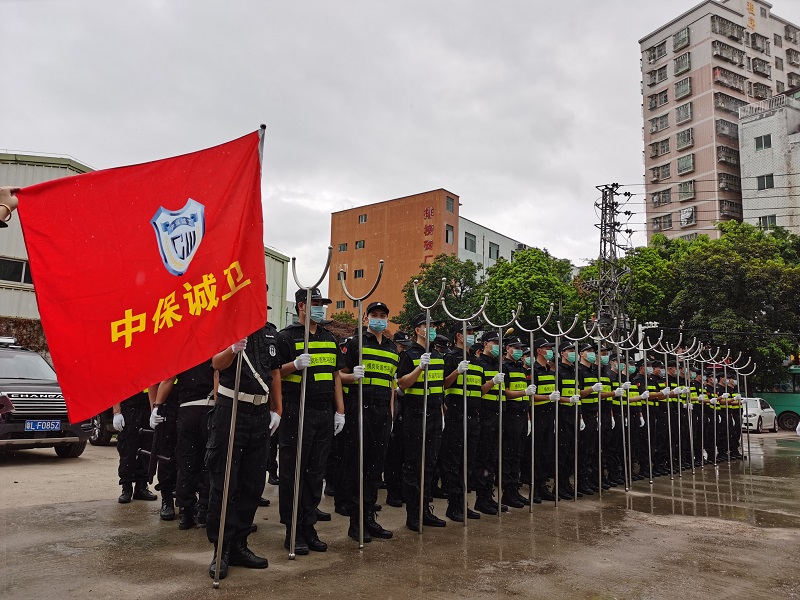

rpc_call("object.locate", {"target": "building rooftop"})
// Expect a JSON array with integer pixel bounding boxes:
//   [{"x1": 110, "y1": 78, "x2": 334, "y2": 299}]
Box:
[{"x1": 330, "y1": 188, "x2": 459, "y2": 215}]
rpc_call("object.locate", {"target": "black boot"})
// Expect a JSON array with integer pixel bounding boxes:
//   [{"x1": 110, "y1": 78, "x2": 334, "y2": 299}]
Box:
[
  {"x1": 208, "y1": 543, "x2": 230, "y2": 579},
  {"x1": 474, "y1": 497, "x2": 498, "y2": 515},
  {"x1": 365, "y1": 509, "x2": 393, "y2": 539},
  {"x1": 304, "y1": 525, "x2": 328, "y2": 552},
  {"x1": 133, "y1": 482, "x2": 157, "y2": 501},
  {"x1": 348, "y1": 515, "x2": 373, "y2": 543},
  {"x1": 538, "y1": 485, "x2": 556, "y2": 502},
  {"x1": 406, "y1": 507, "x2": 421, "y2": 532},
  {"x1": 195, "y1": 504, "x2": 207, "y2": 526},
  {"x1": 445, "y1": 502, "x2": 465, "y2": 522},
  {"x1": 315, "y1": 507, "x2": 331, "y2": 521},
  {"x1": 160, "y1": 494, "x2": 175, "y2": 521},
  {"x1": 229, "y1": 538, "x2": 268, "y2": 569},
  {"x1": 422, "y1": 504, "x2": 446, "y2": 527},
  {"x1": 284, "y1": 526, "x2": 309, "y2": 556},
  {"x1": 386, "y1": 493, "x2": 403, "y2": 508},
  {"x1": 118, "y1": 482, "x2": 133, "y2": 504},
  {"x1": 178, "y1": 505, "x2": 195, "y2": 530}
]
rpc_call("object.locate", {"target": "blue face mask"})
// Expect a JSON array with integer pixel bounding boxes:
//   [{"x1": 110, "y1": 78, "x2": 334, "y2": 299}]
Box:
[
  {"x1": 646, "y1": 367, "x2": 654, "y2": 376},
  {"x1": 512, "y1": 349, "x2": 523, "y2": 361},
  {"x1": 524, "y1": 357, "x2": 531, "y2": 367},
  {"x1": 545, "y1": 349, "x2": 554, "y2": 362},
  {"x1": 310, "y1": 305, "x2": 326, "y2": 323},
  {"x1": 600, "y1": 355, "x2": 610, "y2": 366},
  {"x1": 586, "y1": 352, "x2": 596, "y2": 364},
  {"x1": 369, "y1": 318, "x2": 387, "y2": 332},
  {"x1": 465, "y1": 335, "x2": 475, "y2": 347},
  {"x1": 489, "y1": 345, "x2": 500, "y2": 357},
  {"x1": 567, "y1": 352, "x2": 576, "y2": 364}
]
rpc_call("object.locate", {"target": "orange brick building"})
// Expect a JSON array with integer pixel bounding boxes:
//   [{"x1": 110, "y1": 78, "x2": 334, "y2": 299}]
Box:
[{"x1": 328, "y1": 189, "x2": 460, "y2": 320}]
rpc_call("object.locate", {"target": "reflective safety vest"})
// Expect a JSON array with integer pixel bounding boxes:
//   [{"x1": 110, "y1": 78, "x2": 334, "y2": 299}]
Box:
[
  {"x1": 558, "y1": 363, "x2": 579, "y2": 405},
  {"x1": 478, "y1": 357, "x2": 501, "y2": 402},
  {"x1": 504, "y1": 361, "x2": 528, "y2": 402},
  {"x1": 280, "y1": 333, "x2": 340, "y2": 399},
  {"x1": 581, "y1": 368, "x2": 599, "y2": 405},
  {"x1": 360, "y1": 347, "x2": 399, "y2": 390},
  {"x1": 689, "y1": 384, "x2": 700, "y2": 404},
  {"x1": 533, "y1": 365, "x2": 556, "y2": 406},
  {"x1": 445, "y1": 359, "x2": 484, "y2": 401}
]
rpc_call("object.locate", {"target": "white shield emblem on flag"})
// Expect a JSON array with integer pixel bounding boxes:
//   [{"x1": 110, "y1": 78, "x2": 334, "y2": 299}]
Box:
[{"x1": 150, "y1": 198, "x2": 206, "y2": 276}]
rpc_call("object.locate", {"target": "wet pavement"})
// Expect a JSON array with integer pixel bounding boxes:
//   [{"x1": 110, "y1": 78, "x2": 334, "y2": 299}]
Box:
[{"x1": 2, "y1": 432, "x2": 800, "y2": 600}]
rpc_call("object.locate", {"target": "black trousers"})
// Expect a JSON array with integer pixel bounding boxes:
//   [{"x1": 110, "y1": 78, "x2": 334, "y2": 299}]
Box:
[
  {"x1": 340, "y1": 396, "x2": 392, "y2": 515},
  {"x1": 702, "y1": 405, "x2": 716, "y2": 458},
  {"x1": 439, "y1": 403, "x2": 481, "y2": 504},
  {"x1": 117, "y1": 402, "x2": 150, "y2": 485},
  {"x1": 730, "y1": 407, "x2": 742, "y2": 453},
  {"x1": 557, "y1": 404, "x2": 576, "y2": 487},
  {"x1": 690, "y1": 404, "x2": 702, "y2": 462},
  {"x1": 402, "y1": 402, "x2": 443, "y2": 514},
  {"x1": 531, "y1": 403, "x2": 554, "y2": 490},
  {"x1": 155, "y1": 402, "x2": 178, "y2": 495},
  {"x1": 636, "y1": 407, "x2": 650, "y2": 471},
  {"x1": 473, "y1": 403, "x2": 499, "y2": 501},
  {"x1": 205, "y1": 401, "x2": 269, "y2": 545},
  {"x1": 578, "y1": 407, "x2": 598, "y2": 485},
  {"x1": 501, "y1": 403, "x2": 528, "y2": 493},
  {"x1": 278, "y1": 400, "x2": 333, "y2": 529},
  {"x1": 385, "y1": 396, "x2": 405, "y2": 500},
  {"x1": 608, "y1": 405, "x2": 624, "y2": 477},
  {"x1": 176, "y1": 405, "x2": 211, "y2": 508},
  {"x1": 267, "y1": 425, "x2": 279, "y2": 476}
]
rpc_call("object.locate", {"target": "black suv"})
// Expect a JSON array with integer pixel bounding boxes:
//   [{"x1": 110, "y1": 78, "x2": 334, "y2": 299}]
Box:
[{"x1": 0, "y1": 337, "x2": 92, "y2": 457}]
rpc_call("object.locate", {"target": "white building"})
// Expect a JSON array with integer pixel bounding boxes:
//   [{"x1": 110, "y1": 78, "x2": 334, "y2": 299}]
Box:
[
  {"x1": 457, "y1": 216, "x2": 527, "y2": 274},
  {"x1": 738, "y1": 89, "x2": 800, "y2": 232}
]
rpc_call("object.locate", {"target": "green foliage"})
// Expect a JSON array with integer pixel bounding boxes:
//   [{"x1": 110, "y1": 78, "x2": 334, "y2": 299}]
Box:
[{"x1": 329, "y1": 311, "x2": 357, "y2": 327}]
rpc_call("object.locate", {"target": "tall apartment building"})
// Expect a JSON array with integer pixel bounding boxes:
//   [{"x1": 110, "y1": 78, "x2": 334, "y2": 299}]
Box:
[
  {"x1": 738, "y1": 88, "x2": 800, "y2": 232},
  {"x1": 640, "y1": 0, "x2": 800, "y2": 241},
  {"x1": 328, "y1": 189, "x2": 526, "y2": 319}
]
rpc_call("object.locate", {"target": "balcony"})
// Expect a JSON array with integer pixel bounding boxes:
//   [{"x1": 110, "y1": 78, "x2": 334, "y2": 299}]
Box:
[
  {"x1": 715, "y1": 119, "x2": 738, "y2": 139},
  {"x1": 720, "y1": 200, "x2": 742, "y2": 218},
  {"x1": 719, "y1": 173, "x2": 741, "y2": 192},
  {"x1": 717, "y1": 145, "x2": 740, "y2": 166},
  {"x1": 712, "y1": 15, "x2": 744, "y2": 43},
  {"x1": 789, "y1": 72, "x2": 800, "y2": 88},
  {"x1": 713, "y1": 40, "x2": 745, "y2": 65},
  {"x1": 750, "y1": 33, "x2": 770, "y2": 54},
  {"x1": 752, "y1": 58, "x2": 772, "y2": 79},
  {"x1": 713, "y1": 66, "x2": 746, "y2": 92},
  {"x1": 788, "y1": 49, "x2": 800, "y2": 67},
  {"x1": 786, "y1": 25, "x2": 800, "y2": 46},
  {"x1": 715, "y1": 92, "x2": 747, "y2": 113},
  {"x1": 753, "y1": 82, "x2": 772, "y2": 100}
]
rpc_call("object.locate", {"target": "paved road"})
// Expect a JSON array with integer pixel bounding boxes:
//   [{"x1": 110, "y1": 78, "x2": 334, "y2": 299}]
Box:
[{"x1": 2, "y1": 431, "x2": 800, "y2": 599}]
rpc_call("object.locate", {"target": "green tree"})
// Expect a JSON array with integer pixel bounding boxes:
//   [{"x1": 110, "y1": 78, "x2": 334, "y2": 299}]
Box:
[{"x1": 330, "y1": 311, "x2": 357, "y2": 327}]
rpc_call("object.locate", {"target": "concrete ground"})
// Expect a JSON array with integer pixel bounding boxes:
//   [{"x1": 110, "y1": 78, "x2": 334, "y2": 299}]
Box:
[{"x1": 2, "y1": 431, "x2": 800, "y2": 600}]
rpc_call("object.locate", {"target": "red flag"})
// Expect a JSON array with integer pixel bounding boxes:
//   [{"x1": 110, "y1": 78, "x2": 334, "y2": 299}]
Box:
[{"x1": 17, "y1": 131, "x2": 266, "y2": 423}]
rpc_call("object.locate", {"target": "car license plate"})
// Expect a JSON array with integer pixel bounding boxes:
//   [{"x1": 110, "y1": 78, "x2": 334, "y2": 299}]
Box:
[{"x1": 24, "y1": 420, "x2": 61, "y2": 432}]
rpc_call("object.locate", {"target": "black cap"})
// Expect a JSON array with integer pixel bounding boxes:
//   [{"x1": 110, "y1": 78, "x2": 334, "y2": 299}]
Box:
[
  {"x1": 608, "y1": 352, "x2": 618, "y2": 360},
  {"x1": 434, "y1": 334, "x2": 450, "y2": 347},
  {"x1": 578, "y1": 343, "x2": 594, "y2": 353},
  {"x1": 522, "y1": 347, "x2": 531, "y2": 355},
  {"x1": 635, "y1": 359, "x2": 645, "y2": 368},
  {"x1": 479, "y1": 331, "x2": 499, "y2": 343},
  {"x1": 295, "y1": 287, "x2": 332, "y2": 305},
  {"x1": 651, "y1": 359, "x2": 664, "y2": 368},
  {"x1": 451, "y1": 321, "x2": 477, "y2": 336},
  {"x1": 533, "y1": 337, "x2": 555, "y2": 350},
  {"x1": 365, "y1": 301, "x2": 390, "y2": 315},
  {"x1": 666, "y1": 359, "x2": 678, "y2": 368},
  {"x1": 393, "y1": 331, "x2": 412, "y2": 346},
  {"x1": 505, "y1": 336, "x2": 525, "y2": 348},
  {"x1": 557, "y1": 342, "x2": 577, "y2": 354},
  {"x1": 410, "y1": 313, "x2": 444, "y2": 329}
]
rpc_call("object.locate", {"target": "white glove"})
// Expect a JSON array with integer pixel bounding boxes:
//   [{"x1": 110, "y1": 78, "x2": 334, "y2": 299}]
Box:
[
  {"x1": 419, "y1": 353, "x2": 431, "y2": 368},
  {"x1": 718, "y1": 414, "x2": 722, "y2": 424},
  {"x1": 591, "y1": 382, "x2": 603, "y2": 393},
  {"x1": 698, "y1": 394, "x2": 707, "y2": 401},
  {"x1": 640, "y1": 390, "x2": 650, "y2": 400},
  {"x1": 231, "y1": 338, "x2": 247, "y2": 353},
  {"x1": 734, "y1": 394, "x2": 742, "y2": 401},
  {"x1": 527, "y1": 420, "x2": 532, "y2": 436},
  {"x1": 687, "y1": 403, "x2": 694, "y2": 411},
  {"x1": 549, "y1": 391, "x2": 561, "y2": 402},
  {"x1": 580, "y1": 417, "x2": 586, "y2": 431},
  {"x1": 639, "y1": 415, "x2": 645, "y2": 428},
  {"x1": 681, "y1": 387, "x2": 690, "y2": 395},
  {"x1": 662, "y1": 388, "x2": 671, "y2": 398},
  {"x1": 113, "y1": 412, "x2": 125, "y2": 432},
  {"x1": 525, "y1": 384, "x2": 537, "y2": 396},
  {"x1": 492, "y1": 372, "x2": 505, "y2": 385},
  {"x1": 457, "y1": 360, "x2": 469, "y2": 374},
  {"x1": 710, "y1": 397, "x2": 718, "y2": 405},
  {"x1": 269, "y1": 411, "x2": 281, "y2": 436},
  {"x1": 614, "y1": 387, "x2": 624, "y2": 398},
  {"x1": 352, "y1": 365, "x2": 366, "y2": 381},
  {"x1": 611, "y1": 415, "x2": 616, "y2": 429},
  {"x1": 622, "y1": 382, "x2": 631, "y2": 391},
  {"x1": 721, "y1": 393, "x2": 730, "y2": 399},
  {"x1": 294, "y1": 353, "x2": 312, "y2": 370},
  {"x1": 442, "y1": 415, "x2": 446, "y2": 431},
  {"x1": 149, "y1": 406, "x2": 165, "y2": 429},
  {"x1": 334, "y1": 412, "x2": 345, "y2": 435},
  {"x1": 570, "y1": 395, "x2": 580, "y2": 405}
]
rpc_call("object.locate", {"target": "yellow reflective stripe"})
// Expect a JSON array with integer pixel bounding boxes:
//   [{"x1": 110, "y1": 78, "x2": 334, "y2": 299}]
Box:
[
  {"x1": 533, "y1": 400, "x2": 550, "y2": 406},
  {"x1": 309, "y1": 353, "x2": 336, "y2": 367},
  {"x1": 295, "y1": 341, "x2": 338, "y2": 350},
  {"x1": 314, "y1": 372, "x2": 333, "y2": 381},
  {"x1": 362, "y1": 378, "x2": 392, "y2": 387},
  {"x1": 361, "y1": 348, "x2": 399, "y2": 360},
  {"x1": 282, "y1": 374, "x2": 302, "y2": 383},
  {"x1": 508, "y1": 382, "x2": 527, "y2": 391},
  {"x1": 538, "y1": 384, "x2": 556, "y2": 394},
  {"x1": 363, "y1": 359, "x2": 397, "y2": 377},
  {"x1": 404, "y1": 387, "x2": 444, "y2": 395}
]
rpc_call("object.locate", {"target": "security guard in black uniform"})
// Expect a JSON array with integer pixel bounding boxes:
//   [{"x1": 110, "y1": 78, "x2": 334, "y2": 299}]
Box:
[
  {"x1": 113, "y1": 391, "x2": 158, "y2": 504},
  {"x1": 385, "y1": 331, "x2": 412, "y2": 507},
  {"x1": 529, "y1": 338, "x2": 558, "y2": 502},
  {"x1": 207, "y1": 323, "x2": 282, "y2": 579},
  {"x1": 472, "y1": 331, "x2": 508, "y2": 515},
  {"x1": 149, "y1": 379, "x2": 180, "y2": 521},
  {"x1": 338, "y1": 301, "x2": 398, "y2": 542},
  {"x1": 555, "y1": 342, "x2": 580, "y2": 499},
  {"x1": 277, "y1": 287, "x2": 345, "y2": 555},
  {"x1": 576, "y1": 344, "x2": 601, "y2": 494},
  {"x1": 153, "y1": 360, "x2": 215, "y2": 530},
  {"x1": 439, "y1": 321, "x2": 482, "y2": 522},
  {"x1": 396, "y1": 313, "x2": 447, "y2": 531}
]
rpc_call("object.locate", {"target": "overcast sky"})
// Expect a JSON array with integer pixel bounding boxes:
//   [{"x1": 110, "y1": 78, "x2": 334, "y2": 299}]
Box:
[{"x1": 2, "y1": 0, "x2": 754, "y2": 297}]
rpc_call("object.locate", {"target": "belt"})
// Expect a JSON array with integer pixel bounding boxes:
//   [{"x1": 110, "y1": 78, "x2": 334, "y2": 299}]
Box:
[
  {"x1": 218, "y1": 385, "x2": 268, "y2": 405},
  {"x1": 181, "y1": 397, "x2": 215, "y2": 408}
]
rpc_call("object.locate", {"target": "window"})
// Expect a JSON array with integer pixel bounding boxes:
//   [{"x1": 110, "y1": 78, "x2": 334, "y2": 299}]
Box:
[
  {"x1": 446, "y1": 196, "x2": 455, "y2": 213},
  {"x1": 647, "y1": 66, "x2": 668, "y2": 86},
  {"x1": 760, "y1": 6, "x2": 767, "y2": 18},
  {"x1": 680, "y1": 207, "x2": 696, "y2": 227},
  {"x1": 338, "y1": 243, "x2": 347, "y2": 252},
  {"x1": 652, "y1": 188, "x2": 671, "y2": 206},
  {"x1": 755, "y1": 134, "x2": 772, "y2": 150},
  {"x1": 464, "y1": 232, "x2": 476, "y2": 253},
  {"x1": 488, "y1": 242, "x2": 500, "y2": 260},
  {"x1": 758, "y1": 215, "x2": 777, "y2": 229},
  {"x1": 717, "y1": 145, "x2": 740, "y2": 166},
  {"x1": 788, "y1": 49, "x2": 800, "y2": 67},
  {"x1": 752, "y1": 57, "x2": 771, "y2": 79},
  {"x1": 675, "y1": 101, "x2": 693, "y2": 124},
  {"x1": 673, "y1": 27, "x2": 690, "y2": 52},
  {"x1": 674, "y1": 52, "x2": 691, "y2": 76},
  {"x1": 0, "y1": 258, "x2": 25, "y2": 283},
  {"x1": 750, "y1": 32, "x2": 770, "y2": 55},
  {"x1": 714, "y1": 92, "x2": 748, "y2": 113},
  {"x1": 355, "y1": 240, "x2": 365, "y2": 249},
  {"x1": 648, "y1": 90, "x2": 669, "y2": 110},
  {"x1": 775, "y1": 34, "x2": 782, "y2": 48},
  {"x1": 712, "y1": 40, "x2": 745, "y2": 66},
  {"x1": 652, "y1": 214, "x2": 673, "y2": 231},
  {"x1": 757, "y1": 174, "x2": 775, "y2": 190},
  {"x1": 649, "y1": 114, "x2": 669, "y2": 133},
  {"x1": 674, "y1": 77, "x2": 692, "y2": 100},
  {"x1": 646, "y1": 40, "x2": 668, "y2": 63},
  {"x1": 677, "y1": 154, "x2": 695, "y2": 175},
  {"x1": 649, "y1": 138, "x2": 670, "y2": 158},
  {"x1": 353, "y1": 300, "x2": 358, "y2": 308},
  {"x1": 677, "y1": 180, "x2": 695, "y2": 201},
  {"x1": 776, "y1": 57, "x2": 784, "y2": 71},
  {"x1": 336, "y1": 300, "x2": 345, "y2": 309},
  {"x1": 777, "y1": 81, "x2": 785, "y2": 93},
  {"x1": 358, "y1": 214, "x2": 367, "y2": 224},
  {"x1": 676, "y1": 128, "x2": 693, "y2": 150},
  {"x1": 719, "y1": 173, "x2": 741, "y2": 192},
  {"x1": 445, "y1": 224, "x2": 454, "y2": 244},
  {"x1": 650, "y1": 163, "x2": 671, "y2": 182},
  {"x1": 354, "y1": 269, "x2": 364, "y2": 279},
  {"x1": 711, "y1": 16, "x2": 744, "y2": 44}
]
